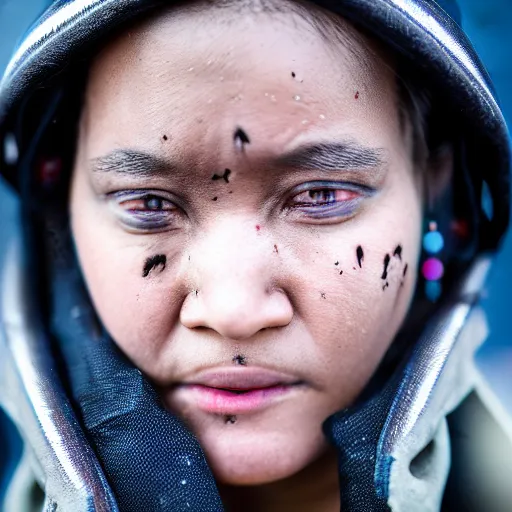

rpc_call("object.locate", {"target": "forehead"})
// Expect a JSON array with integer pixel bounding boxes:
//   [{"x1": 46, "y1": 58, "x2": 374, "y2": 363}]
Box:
[{"x1": 82, "y1": 0, "x2": 400, "y2": 158}]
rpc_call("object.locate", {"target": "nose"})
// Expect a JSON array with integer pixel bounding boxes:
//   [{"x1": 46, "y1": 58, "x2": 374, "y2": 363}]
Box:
[{"x1": 180, "y1": 220, "x2": 293, "y2": 340}]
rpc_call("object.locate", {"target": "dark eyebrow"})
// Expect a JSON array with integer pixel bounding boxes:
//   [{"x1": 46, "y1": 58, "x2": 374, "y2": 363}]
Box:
[
  {"x1": 91, "y1": 142, "x2": 386, "y2": 178},
  {"x1": 90, "y1": 149, "x2": 170, "y2": 178},
  {"x1": 277, "y1": 141, "x2": 387, "y2": 171}
]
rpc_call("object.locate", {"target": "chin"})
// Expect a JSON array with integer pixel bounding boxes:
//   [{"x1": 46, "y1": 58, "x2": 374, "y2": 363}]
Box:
[{"x1": 196, "y1": 418, "x2": 329, "y2": 486}]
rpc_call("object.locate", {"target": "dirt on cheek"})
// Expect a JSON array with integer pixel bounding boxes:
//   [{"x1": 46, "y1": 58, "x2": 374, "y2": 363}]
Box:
[{"x1": 142, "y1": 254, "x2": 167, "y2": 278}]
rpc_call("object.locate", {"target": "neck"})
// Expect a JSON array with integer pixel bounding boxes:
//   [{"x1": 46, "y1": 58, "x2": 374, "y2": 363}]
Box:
[{"x1": 218, "y1": 448, "x2": 340, "y2": 512}]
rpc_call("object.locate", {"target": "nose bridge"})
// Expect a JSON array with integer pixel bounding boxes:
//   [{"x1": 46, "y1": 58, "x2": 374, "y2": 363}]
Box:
[
  {"x1": 196, "y1": 215, "x2": 269, "y2": 297},
  {"x1": 182, "y1": 216, "x2": 292, "y2": 339}
]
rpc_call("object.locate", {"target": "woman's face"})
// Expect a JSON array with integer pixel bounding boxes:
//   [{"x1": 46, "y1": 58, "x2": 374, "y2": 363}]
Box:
[{"x1": 70, "y1": 2, "x2": 423, "y2": 486}]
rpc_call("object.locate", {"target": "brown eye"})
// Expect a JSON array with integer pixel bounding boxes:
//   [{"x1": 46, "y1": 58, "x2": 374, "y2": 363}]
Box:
[{"x1": 291, "y1": 188, "x2": 359, "y2": 206}]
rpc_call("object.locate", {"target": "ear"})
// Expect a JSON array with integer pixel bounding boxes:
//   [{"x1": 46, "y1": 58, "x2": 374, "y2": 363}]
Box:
[{"x1": 424, "y1": 144, "x2": 454, "y2": 208}]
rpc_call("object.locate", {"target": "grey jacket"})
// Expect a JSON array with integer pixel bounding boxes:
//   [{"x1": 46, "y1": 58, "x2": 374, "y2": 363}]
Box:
[{"x1": 1, "y1": 242, "x2": 512, "y2": 511}]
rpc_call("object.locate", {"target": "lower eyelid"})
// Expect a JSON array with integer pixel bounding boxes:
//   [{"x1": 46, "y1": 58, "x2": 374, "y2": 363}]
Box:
[
  {"x1": 290, "y1": 197, "x2": 363, "y2": 220},
  {"x1": 118, "y1": 213, "x2": 176, "y2": 232},
  {"x1": 112, "y1": 202, "x2": 179, "y2": 230}
]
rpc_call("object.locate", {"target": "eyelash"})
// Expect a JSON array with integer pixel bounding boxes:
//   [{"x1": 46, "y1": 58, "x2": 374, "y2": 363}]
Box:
[
  {"x1": 285, "y1": 181, "x2": 374, "y2": 221},
  {"x1": 110, "y1": 181, "x2": 374, "y2": 232}
]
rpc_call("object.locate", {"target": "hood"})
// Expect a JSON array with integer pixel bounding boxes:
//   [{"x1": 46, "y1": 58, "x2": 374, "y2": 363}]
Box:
[{"x1": 0, "y1": 1, "x2": 510, "y2": 511}]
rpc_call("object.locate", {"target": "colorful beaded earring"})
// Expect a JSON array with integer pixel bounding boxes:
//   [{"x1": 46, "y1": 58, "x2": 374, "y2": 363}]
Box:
[{"x1": 422, "y1": 221, "x2": 445, "y2": 302}]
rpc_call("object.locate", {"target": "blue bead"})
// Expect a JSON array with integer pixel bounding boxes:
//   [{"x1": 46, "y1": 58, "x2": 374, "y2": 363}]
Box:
[
  {"x1": 423, "y1": 231, "x2": 444, "y2": 254},
  {"x1": 425, "y1": 280, "x2": 442, "y2": 302}
]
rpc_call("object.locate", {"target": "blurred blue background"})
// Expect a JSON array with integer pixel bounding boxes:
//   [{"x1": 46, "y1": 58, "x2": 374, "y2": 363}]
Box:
[{"x1": 0, "y1": 0, "x2": 511, "y2": 484}]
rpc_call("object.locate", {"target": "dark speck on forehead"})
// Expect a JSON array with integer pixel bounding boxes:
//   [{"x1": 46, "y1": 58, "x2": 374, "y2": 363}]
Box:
[{"x1": 234, "y1": 127, "x2": 251, "y2": 151}]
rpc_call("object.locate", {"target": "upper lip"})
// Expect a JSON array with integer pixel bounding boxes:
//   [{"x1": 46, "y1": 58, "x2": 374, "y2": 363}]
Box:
[{"x1": 180, "y1": 367, "x2": 302, "y2": 390}]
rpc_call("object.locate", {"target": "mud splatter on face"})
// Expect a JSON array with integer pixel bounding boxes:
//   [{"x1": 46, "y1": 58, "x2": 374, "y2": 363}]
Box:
[
  {"x1": 356, "y1": 246, "x2": 364, "y2": 268},
  {"x1": 381, "y1": 254, "x2": 391, "y2": 280},
  {"x1": 400, "y1": 263, "x2": 409, "y2": 288},
  {"x1": 142, "y1": 254, "x2": 166, "y2": 278},
  {"x1": 321, "y1": 293, "x2": 326, "y2": 299},
  {"x1": 355, "y1": 91, "x2": 360, "y2": 100},
  {"x1": 393, "y1": 245, "x2": 403, "y2": 261},
  {"x1": 212, "y1": 197, "x2": 218, "y2": 201},
  {"x1": 212, "y1": 169, "x2": 231, "y2": 183},
  {"x1": 291, "y1": 71, "x2": 296, "y2": 78},
  {"x1": 335, "y1": 261, "x2": 339, "y2": 266},
  {"x1": 232, "y1": 355, "x2": 247, "y2": 366},
  {"x1": 162, "y1": 134, "x2": 168, "y2": 141},
  {"x1": 234, "y1": 127, "x2": 250, "y2": 152},
  {"x1": 274, "y1": 244, "x2": 279, "y2": 254}
]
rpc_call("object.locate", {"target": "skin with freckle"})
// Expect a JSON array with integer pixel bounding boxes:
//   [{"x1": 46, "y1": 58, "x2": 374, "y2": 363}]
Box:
[
  {"x1": 68, "y1": 2, "x2": 444, "y2": 510},
  {"x1": 232, "y1": 355, "x2": 247, "y2": 366},
  {"x1": 212, "y1": 168, "x2": 231, "y2": 183}
]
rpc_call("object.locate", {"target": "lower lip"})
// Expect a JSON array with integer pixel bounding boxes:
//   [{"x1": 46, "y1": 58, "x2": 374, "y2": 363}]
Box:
[{"x1": 178, "y1": 384, "x2": 296, "y2": 414}]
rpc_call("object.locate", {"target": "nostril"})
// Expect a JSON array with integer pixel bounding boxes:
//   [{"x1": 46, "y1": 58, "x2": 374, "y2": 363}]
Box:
[
  {"x1": 188, "y1": 325, "x2": 210, "y2": 333},
  {"x1": 180, "y1": 279, "x2": 293, "y2": 338}
]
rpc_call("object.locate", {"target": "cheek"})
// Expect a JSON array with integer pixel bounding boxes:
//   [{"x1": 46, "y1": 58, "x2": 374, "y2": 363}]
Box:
[
  {"x1": 70, "y1": 179, "x2": 185, "y2": 370},
  {"x1": 285, "y1": 197, "x2": 422, "y2": 407},
  {"x1": 75, "y1": 239, "x2": 185, "y2": 371}
]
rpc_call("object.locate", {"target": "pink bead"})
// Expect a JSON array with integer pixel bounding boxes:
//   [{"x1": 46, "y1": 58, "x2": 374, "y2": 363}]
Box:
[{"x1": 422, "y1": 258, "x2": 444, "y2": 281}]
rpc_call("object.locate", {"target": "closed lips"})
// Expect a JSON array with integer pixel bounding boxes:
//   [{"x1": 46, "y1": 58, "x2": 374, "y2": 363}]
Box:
[
  {"x1": 170, "y1": 367, "x2": 306, "y2": 414},
  {"x1": 180, "y1": 366, "x2": 304, "y2": 389}
]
